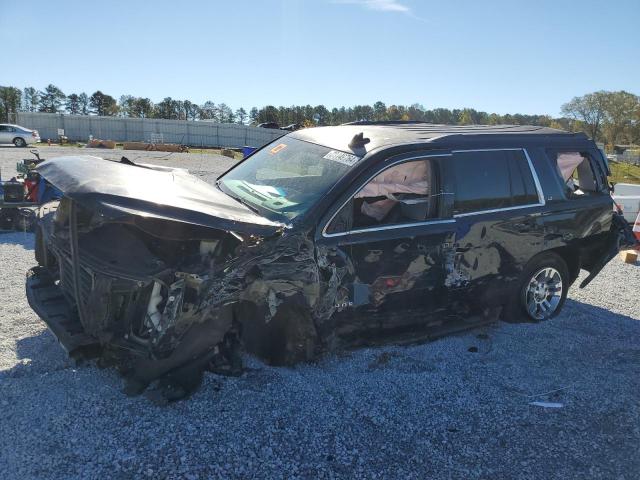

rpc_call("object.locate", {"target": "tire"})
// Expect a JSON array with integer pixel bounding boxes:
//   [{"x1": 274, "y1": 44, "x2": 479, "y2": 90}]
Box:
[
  {"x1": 13, "y1": 137, "x2": 27, "y2": 147},
  {"x1": 502, "y1": 252, "x2": 569, "y2": 323}
]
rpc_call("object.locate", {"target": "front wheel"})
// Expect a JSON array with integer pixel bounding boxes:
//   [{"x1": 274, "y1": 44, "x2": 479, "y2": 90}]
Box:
[
  {"x1": 503, "y1": 252, "x2": 569, "y2": 323},
  {"x1": 13, "y1": 137, "x2": 27, "y2": 147}
]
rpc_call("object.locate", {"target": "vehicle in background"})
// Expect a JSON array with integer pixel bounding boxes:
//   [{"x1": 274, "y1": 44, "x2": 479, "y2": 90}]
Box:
[
  {"x1": 612, "y1": 183, "x2": 640, "y2": 223},
  {"x1": 256, "y1": 122, "x2": 280, "y2": 129},
  {"x1": 26, "y1": 123, "x2": 637, "y2": 400},
  {"x1": 280, "y1": 123, "x2": 302, "y2": 132},
  {"x1": 0, "y1": 124, "x2": 40, "y2": 147}
]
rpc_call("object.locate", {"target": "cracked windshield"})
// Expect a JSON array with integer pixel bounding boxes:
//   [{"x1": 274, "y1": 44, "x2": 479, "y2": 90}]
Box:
[{"x1": 219, "y1": 137, "x2": 356, "y2": 221}]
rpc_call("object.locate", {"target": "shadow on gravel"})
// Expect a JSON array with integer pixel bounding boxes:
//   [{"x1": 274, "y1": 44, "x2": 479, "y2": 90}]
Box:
[
  {"x1": 562, "y1": 298, "x2": 640, "y2": 326},
  {"x1": 2, "y1": 330, "x2": 69, "y2": 380}
]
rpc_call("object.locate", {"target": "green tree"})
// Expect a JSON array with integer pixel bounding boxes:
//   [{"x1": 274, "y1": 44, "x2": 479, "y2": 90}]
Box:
[
  {"x1": 217, "y1": 103, "x2": 234, "y2": 123},
  {"x1": 154, "y1": 97, "x2": 180, "y2": 119},
  {"x1": 249, "y1": 107, "x2": 259, "y2": 125},
  {"x1": 0, "y1": 86, "x2": 22, "y2": 122},
  {"x1": 183, "y1": 100, "x2": 201, "y2": 121},
  {"x1": 22, "y1": 87, "x2": 39, "y2": 112},
  {"x1": 313, "y1": 105, "x2": 330, "y2": 125},
  {"x1": 561, "y1": 91, "x2": 608, "y2": 140},
  {"x1": 258, "y1": 105, "x2": 279, "y2": 124},
  {"x1": 458, "y1": 109, "x2": 475, "y2": 125},
  {"x1": 132, "y1": 98, "x2": 153, "y2": 118},
  {"x1": 235, "y1": 107, "x2": 247, "y2": 124},
  {"x1": 65, "y1": 93, "x2": 81, "y2": 114},
  {"x1": 90, "y1": 91, "x2": 117, "y2": 116},
  {"x1": 431, "y1": 108, "x2": 454, "y2": 124},
  {"x1": 487, "y1": 113, "x2": 502, "y2": 125},
  {"x1": 38, "y1": 84, "x2": 66, "y2": 113},
  {"x1": 373, "y1": 101, "x2": 387, "y2": 120},
  {"x1": 118, "y1": 95, "x2": 136, "y2": 117},
  {"x1": 602, "y1": 91, "x2": 640, "y2": 145},
  {"x1": 78, "y1": 93, "x2": 90, "y2": 115},
  {"x1": 352, "y1": 105, "x2": 374, "y2": 122},
  {"x1": 199, "y1": 101, "x2": 217, "y2": 121},
  {"x1": 407, "y1": 104, "x2": 426, "y2": 121},
  {"x1": 386, "y1": 105, "x2": 403, "y2": 121}
]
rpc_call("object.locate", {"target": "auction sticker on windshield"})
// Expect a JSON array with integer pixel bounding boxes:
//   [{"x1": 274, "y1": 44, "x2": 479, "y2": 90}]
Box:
[
  {"x1": 323, "y1": 150, "x2": 360, "y2": 166},
  {"x1": 270, "y1": 143, "x2": 287, "y2": 154}
]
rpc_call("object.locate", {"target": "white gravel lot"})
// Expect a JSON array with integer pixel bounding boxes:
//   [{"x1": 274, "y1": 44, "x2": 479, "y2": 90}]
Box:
[{"x1": 1, "y1": 145, "x2": 639, "y2": 479}]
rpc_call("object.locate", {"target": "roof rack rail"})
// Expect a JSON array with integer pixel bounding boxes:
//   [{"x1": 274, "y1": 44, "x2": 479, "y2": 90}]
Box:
[{"x1": 341, "y1": 120, "x2": 430, "y2": 126}]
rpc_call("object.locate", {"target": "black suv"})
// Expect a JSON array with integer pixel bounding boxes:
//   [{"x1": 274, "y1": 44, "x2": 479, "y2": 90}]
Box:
[{"x1": 26, "y1": 123, "x2": 636, "y2": 397}]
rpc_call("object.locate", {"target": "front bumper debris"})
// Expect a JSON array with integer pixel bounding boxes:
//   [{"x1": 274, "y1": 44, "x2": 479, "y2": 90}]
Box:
[{"x1": 26, "y1": 266, "x2": 99, "y2": 356}]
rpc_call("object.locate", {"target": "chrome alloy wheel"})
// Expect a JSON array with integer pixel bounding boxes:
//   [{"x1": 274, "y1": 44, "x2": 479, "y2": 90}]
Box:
[{"x1": 523, "y1": 267, "x2": 563, "y2": 320}]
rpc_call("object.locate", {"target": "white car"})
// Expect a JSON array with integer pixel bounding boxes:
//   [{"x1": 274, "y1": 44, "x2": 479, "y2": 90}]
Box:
[
  {"x1": 0, "y1": 123, "x2": 40, "y2": 147},
  {"x1": 612, "y1": 183, "x2": 640, "y2": 223}
]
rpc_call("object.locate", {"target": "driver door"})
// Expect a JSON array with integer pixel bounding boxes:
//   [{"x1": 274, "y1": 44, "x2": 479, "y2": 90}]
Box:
[{"x1": 319, "y1": 154, "x2": 457, "y2": 342}]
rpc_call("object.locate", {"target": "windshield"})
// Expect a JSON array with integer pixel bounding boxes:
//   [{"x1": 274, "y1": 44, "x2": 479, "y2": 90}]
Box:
[{"x1": 218, "y1": 137, "x2": 358, "y2": 222}]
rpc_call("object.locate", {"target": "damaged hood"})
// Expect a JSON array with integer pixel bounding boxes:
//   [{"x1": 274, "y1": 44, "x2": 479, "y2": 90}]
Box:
[{"x1": 38, "y1": 156, "x2": 284, "y2": 234}]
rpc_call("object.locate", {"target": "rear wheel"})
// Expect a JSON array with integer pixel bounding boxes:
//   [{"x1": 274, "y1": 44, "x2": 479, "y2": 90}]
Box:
[
  {"x1": 13, "y1": 137, "x2": 27, "y2": 147},
  {"x1": 503, "y1": 252, "x2": 569, "y2": 323}
]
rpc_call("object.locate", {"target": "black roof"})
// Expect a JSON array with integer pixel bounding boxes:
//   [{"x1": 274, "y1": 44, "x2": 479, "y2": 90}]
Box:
[{"x1": 289, "y1": 122, "x2": 589, "y2": 155}]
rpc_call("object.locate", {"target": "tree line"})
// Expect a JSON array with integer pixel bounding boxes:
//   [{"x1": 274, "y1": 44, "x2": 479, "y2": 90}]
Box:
[{"x1": 0, "y1": 84, "x2": 638, "y2": 146}]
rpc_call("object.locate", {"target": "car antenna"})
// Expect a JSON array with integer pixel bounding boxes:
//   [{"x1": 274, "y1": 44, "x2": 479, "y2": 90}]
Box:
[{"x1": 348, "y1": 132, "x2": 370, "y2": 150}]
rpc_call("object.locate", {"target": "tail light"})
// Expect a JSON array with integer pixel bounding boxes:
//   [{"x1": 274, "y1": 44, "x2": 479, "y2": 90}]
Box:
[{"x1": 32, "y1": 130, "x2": 39, "y2": 137}]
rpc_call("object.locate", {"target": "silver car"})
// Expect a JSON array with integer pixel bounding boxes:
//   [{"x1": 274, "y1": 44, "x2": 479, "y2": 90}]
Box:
[{"x1": 0, "y1": 123, "x2": 40, "y2": 147}]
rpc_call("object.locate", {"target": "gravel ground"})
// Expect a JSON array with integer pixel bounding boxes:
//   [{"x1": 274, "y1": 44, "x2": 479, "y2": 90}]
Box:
[{"x1": 1, "y1": 145, "x2": 640, "y2": 479}]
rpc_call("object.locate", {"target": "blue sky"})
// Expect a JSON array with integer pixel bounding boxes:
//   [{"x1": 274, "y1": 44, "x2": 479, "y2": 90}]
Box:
[{"x1": 1, "y1": 0, "x2": 638, "y2": 116}]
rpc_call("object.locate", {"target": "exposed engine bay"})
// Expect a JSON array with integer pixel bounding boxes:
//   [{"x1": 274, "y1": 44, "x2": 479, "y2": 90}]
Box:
[{"x1": 29, "y1": 192, "x2": 330, "y2": 402}]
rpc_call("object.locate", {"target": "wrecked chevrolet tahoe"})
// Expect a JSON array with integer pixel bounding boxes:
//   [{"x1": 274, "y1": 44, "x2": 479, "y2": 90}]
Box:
[{"x1": 26, "y1": 123, "x2": 636, "y2": 399}]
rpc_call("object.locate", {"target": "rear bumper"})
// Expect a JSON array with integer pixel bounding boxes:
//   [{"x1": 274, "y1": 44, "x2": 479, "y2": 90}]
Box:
[
  {"x1": 26, "y1": 266, "x2": 98, "y2": 355},
  {"x1": 579, "y1": 211, "x2": 639, "y2": 288}
]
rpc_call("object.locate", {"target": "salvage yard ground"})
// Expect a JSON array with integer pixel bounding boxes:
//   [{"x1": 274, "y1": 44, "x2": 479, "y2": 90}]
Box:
[{"x1": 1, "y1": 146, "x2": 639, "y2": 479}]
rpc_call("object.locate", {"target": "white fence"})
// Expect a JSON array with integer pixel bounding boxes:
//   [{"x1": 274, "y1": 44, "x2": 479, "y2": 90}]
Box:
[{"x1": 15, "y1": 112, "x2": 285, "y2": 148}]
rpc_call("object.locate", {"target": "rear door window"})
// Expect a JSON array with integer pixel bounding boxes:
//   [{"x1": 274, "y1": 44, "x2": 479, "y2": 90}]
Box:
[{"x1": 451, "y1": 150, "x2": 539, "y2": 215}]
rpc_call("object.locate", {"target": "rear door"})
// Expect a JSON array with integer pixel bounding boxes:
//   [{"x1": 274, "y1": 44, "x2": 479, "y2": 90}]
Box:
[
  {"x1": 442, "y1": 149, "x2": 546, "y2": 313},
  {"x1": 541, "y1": 147, "x2": 624, "y2": 286}
]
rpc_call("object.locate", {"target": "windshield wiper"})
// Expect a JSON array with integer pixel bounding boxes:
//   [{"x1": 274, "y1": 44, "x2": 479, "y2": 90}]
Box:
[
  {"x1": 217, "y1": 179, "x2": 263, "y2": 215},
  {"x1": 236, "y1": 196, "x2": 261, "y2": 214}
]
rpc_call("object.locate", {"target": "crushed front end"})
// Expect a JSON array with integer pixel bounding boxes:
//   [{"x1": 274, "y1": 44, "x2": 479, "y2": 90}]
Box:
[{"x1": 27, "y1": 196, "x2": 259, "y2": 398}]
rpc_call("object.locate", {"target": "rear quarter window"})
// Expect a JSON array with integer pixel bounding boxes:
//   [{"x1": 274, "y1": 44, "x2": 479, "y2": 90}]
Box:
[{"x1": 548, "y1": 150, "x2": 607, "y2": 198}]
